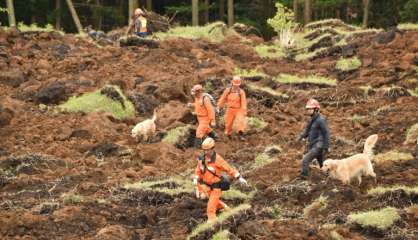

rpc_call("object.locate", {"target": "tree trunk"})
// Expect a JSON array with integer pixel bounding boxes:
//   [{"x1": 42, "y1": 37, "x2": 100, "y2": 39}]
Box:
[
  {"x1": 219, "y1": 0, "x2": 225, "y2": 21},
  {"x1": 129, "y1": 0, "x2": 138, "y2": 22},
  {"x1": 94, "y1": 0, "x2": 103, "y2": 30},
  {"x1": 362, "y1": 0, "x2": 370, "y2": 28},
  {"x1": 227, "y1": 0, "x2": 234, "y2": 26},
  {"x1": 146, "y1": 0, "x2": 152, "y2": 11},
  {"x1": 65, "y1": 0, "x2": 84, "y2": 34},
  {"x1": 293, "y1": 0, "x2": 298, "y2": 23},
  {"x1": 192, "y1": 0, "x2": 199, "y2": 26},
  {"x1": 304, "y1": 0, "x2": 311, "y2": 25},
  {"x1": 203, "y1": 0, "x2": 209, "y2": 24},
  {"x1": 6, "y1": 0, "x2": 16, "y2": 27},
  {"x1": 55, "y1": 0, "x2": 61, "y2": 30}
]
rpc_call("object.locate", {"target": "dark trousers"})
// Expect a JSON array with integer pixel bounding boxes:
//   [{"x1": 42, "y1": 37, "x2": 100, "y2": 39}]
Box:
[{"x1": 301, "y1": 147, "x2": 326, "y2": 176}]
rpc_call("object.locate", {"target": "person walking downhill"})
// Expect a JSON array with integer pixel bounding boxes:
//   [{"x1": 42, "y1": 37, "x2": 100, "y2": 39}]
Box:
[
  {"x1": 298, "y1": 99, "x2": 331, "y2": 180},
  {"x1": 217, "y1": 76, "x2": 248, "y2": 141},
  {"x1": 187, "y1": 84, "x2": 217, "y2": 148},
  {"x1": 193, "y1": 138, "x2": 248, "y2": 222}
]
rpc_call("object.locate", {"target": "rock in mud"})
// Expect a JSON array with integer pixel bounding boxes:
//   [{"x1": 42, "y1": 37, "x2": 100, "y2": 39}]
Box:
[
  {"x1": 0, "y1": 106, "x2": 14, "y2": 127},
  {"x1": 88, "y1": 143, "x2": 121, "y2": 158},
  {"x1": 95, "y1": 225, "x2": 131, "y2": 240},
  {"x1": 52, "y1": 43, "x2": 71, "y2": 59},
  {"x1": 0, "y1": 69, "x2": 27, "y2": 87},
  {"x1": 36, "y1": 82, "x2": 68, "y2": 104},
  {"x1": 100, "y1": 86, "x2": 125, "y2": 108},
  {"x1": 128, "y1": 93, "x2": 159, "y2": 115}
]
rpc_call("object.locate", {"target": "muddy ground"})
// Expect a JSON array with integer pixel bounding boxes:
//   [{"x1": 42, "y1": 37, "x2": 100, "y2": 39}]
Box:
[{"x1": 0, "y1": 26, "x2": 417, "y2": 240}]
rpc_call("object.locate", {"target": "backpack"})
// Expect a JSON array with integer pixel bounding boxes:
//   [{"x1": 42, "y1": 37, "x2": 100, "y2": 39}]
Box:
[
  {"x1": 198, "y1": 153, "x2": 230, "y2": 191},
  {"x1": 201, "y1": 93, "x2": 218, "y2": 113}
]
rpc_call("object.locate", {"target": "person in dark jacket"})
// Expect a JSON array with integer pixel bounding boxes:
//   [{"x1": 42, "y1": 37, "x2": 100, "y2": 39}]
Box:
[{"x1": 298, "y1": 98, "x2": 330, "y2": 179}]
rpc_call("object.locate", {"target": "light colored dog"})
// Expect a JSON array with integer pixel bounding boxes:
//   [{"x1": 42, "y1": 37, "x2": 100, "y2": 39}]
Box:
[
  {"x1": 131, "y1": 109, "x2": 157, "y2": 142},
  {"x1": 322, "y1": 134, "x2": 378, "y2": 185}
]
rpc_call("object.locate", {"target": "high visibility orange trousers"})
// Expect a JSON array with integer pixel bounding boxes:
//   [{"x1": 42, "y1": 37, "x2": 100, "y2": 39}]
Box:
[
  {"x1": 224, "y1": 108, "x2": 246, "y2": 135},
  {"x1": 196, "y1": 116, "x2": 213, "y2": 138},
  {"x1": 206, "y1": 188, "x2": 227, "y2": 220}
]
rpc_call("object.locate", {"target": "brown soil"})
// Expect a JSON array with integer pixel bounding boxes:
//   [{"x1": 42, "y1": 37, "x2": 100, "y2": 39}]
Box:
[{"x1": 0, "y1": 26, "x2": 417, "y2": 239}]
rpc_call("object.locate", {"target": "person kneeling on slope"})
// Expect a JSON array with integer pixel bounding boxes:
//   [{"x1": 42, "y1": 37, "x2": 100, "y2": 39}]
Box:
[
  {"x1": 193, "y1": 138, "x2": 248, "y2": 221},
  {"x1": 217, "y1": 76, "x2": 247, "y2": 141}
]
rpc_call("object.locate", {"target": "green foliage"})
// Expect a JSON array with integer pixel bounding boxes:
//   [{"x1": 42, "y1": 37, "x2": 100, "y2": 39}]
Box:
[
  {"x1": 254, "y1": 44, "x2": 285, "y2": 59},
  {"x1": 162, "y1": 125, "x2": 193, "y2": 145},
  {"x1": 374, "y1": 151, "x2": 414, "y2": 164},
  {"x1": 234, "y1": 68, "x2": 267, "y2": 78},
  {"x1": 274, "y1": 74, "x2": 337, "y2": 86},
  {"x1": 188, "y1": 204, "x2": 251, "y2": 239},
  {"x1": 17, "y1": 22, "x2": 59, "y2": 33},
  {"x1": 267, "y1": 2, "x2": 295, "y2": 34},
  {"x1": 154, "y1": 22, "x2": 235, "y2": 42},
  {"x1": 335, "y1": 57, "x2": 362, "y2": 71},
  {"x1": 211, "y1": 230, "x2": 230, "y2": 240},
  {"x1": 347, "y1": 207, "x2": 400, "y2": 230},
  {"x1": 368, "y1": 185, "x2": 418, "y2": 196},
  {"x1": 247, "y1": 117, "x2": 268, "y2": 132},
  {"x1": 398, "y1": 23, "x2": 418, "y2": 31},
  {"x1": 59, "y1": 85, "x2": 135, "y2": 120},
  {"x1": 400, "y1": 0, "x2": 418, "y2": 23}
]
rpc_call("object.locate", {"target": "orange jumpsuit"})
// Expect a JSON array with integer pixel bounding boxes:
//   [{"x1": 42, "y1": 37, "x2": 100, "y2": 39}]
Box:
[
  {"x1": 195, "y1": 153, "x2": 239, "y2": 220},
  {"x1": 193, "y1": 95, "x2": 215, "y2": 138},
  {"x1": 217, "y1": 87, "x2": 247, "y2": 135}
]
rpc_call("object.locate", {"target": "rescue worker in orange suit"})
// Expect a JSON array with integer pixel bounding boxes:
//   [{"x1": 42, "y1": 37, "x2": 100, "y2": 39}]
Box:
[
  {"x1": 217, "y1": 76, "x2": 247, "y2": 141},
  {"x1": 187, "y1": 84, "x2": 217, "y2": 148},
  {"x1": 126, "y1": 8, "x2": 148, "y2": 37},
  {"x1": 193, "y1": 138, "x2": 248, "y2": 221}
]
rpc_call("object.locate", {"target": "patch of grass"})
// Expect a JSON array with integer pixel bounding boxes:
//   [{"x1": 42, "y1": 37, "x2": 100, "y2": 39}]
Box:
[
  {"x1": 11, "y1": 22, "x2": 64, "y2": 34},
  {"x1": 154, "y1": 22, "x2": 235, "y2": 42},
  {"x1": 188, "y1": 204, "x2": 251, "y2": 239},
  {"x1": 368, "y1": 185, "x2": 418, "y2": 196},
  {"x1": 398, "y1": 23, "x2": 418, "y2": 31},
  {"x1": 303, "y1": 195, "x2": 328, "y2": 218},
  {"x1": 265, "y1": 204, "x2": 283, "y2": 219},
  {"x1": 251, "y1": 145, "x2": 281, "y2": 169},
  {"x1": 234, "y1": 67, "x2": 267, "y2": 78},
  {"x1": 295, "y1": 47, "x2": 327, "y2": 61},
  {"x1": 61, "y1": 193, "x2": 84, "y2": 204},
  {"x1": 351, "y1": 114, "x2": 366, "y2": 124},
  {"x1": 347, "y1": 207, "x2": 400, "y2": 230},
  {"x1": 406, "y1": 204, "x2": 418, "y2": 214},
  {"x1": 223, "y1": 188, "x2": 256, "y2": 200},
  {"x1": 247, "y1": 117, "x2": 268, "y2": 132},
  {"x1": 162, "y1": 125, "x2": 193, "y2": 145},
  {"x1": 247, "y1": 84, "x2": 289, "y2": 99},
  {"x1": 405, "y1": 123, "x2": 418, "y2": 144},
  {"x1": 59, "y1": 85, "x2": 135, "y2": 120},
  {"x1": 329, "y1": 231, "x2": 344, "y2": 240},
  {"x1": 359, "y1": 85, "x2": 373, "y2": 97},
  {"x1": 124, "y1": 177, "x2": 194, "y2": 196},
  {"x1": 274, "y1": 74, "x2": 337, "y2": 86},
  {"x1": 336, "y1": 57, "x2": 362, "y2": 71},
  {"x1": 211, "y1": 230, "x2": 230, "y2": 240},
  {"x1": 374, "y1": 151, "x2": 414, "y2": 164},
  {"x1": 254, "y1": 44, "x2": 285, "y2": 59}
]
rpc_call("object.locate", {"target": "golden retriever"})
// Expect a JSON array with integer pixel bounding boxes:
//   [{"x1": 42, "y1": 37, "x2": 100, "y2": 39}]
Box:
[{"x1": 322, "y1": 134, "x2": 378, "y2": 185}]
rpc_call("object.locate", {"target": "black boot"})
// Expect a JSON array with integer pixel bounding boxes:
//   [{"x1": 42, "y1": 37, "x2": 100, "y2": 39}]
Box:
[
  {"x1": 238, "y1": 131, "x2": 246, "y2": 141},
  {"x1": 194, "y1": 138, "x2": 203, "y2": 148},
  {"x1": 207, "y1": 131, "x2": 217, "y2": 140}
]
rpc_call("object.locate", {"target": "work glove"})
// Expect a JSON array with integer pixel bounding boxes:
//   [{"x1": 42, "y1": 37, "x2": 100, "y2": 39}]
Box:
[
  {"x1": 210, "y1": 121, "x2": 216, "y2": 128},
  {"x1": 187, "y1": 103, "x2": 193, "y2": 108},
  {"x1": 195, "y1": 187, "x2": 201, "y2": 198},
  {"x1": 238, "y1": 176, "x2": 248, "y2": 185}
]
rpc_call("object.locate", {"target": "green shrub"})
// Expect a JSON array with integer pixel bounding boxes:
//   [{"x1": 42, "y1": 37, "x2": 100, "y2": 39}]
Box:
[
  {"x1": 274, "y1": 74, "x2": 336, "y2": 86},
  {"x1": 267, "y1": 3, "x2": 296, "y2": 34},
  {"x1": 254, "y1": 44, "x2": 285, "y2": 59},
  {"x1": 162, "y1": 125, "x2": 193, "y2": 145},
  {"x1": 347, "y1": 207, "x2": 400, "y2": 230},
  {"x1": 188, "y1": 204, "x2": 251, "y2": 239},
  {"x1": 59, "y1": 85, "x2": 135, "y2": 120},
  {"x1": 336, "y1": 57, "x2": 362, "y2": 71}
]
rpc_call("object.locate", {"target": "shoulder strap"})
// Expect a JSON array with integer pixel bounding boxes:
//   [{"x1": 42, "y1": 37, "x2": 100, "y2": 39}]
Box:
[{"x1": 199, "y1": 152, "x2": 221, "y2": 178}]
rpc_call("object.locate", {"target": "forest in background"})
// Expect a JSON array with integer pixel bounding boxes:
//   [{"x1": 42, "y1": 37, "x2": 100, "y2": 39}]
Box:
[{"x1": 0, "y1": 0, "x2": 417, "y2": 38}]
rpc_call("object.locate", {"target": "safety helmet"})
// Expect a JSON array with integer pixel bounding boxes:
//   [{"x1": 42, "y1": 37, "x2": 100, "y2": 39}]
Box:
[
  {"x1": 232, "y1": 76, "x2": 241, "y2": 86},
  {"x1": 201, "y1": 137, "x2": 215, "y2": 150},
  {"x1": 191, "y1": 84, "x2": 203, "y2": 94},
  {"x1": 305, "y1": 98, "x2": 320, "y2": 109},
  {"x1": 134, "y1": 8, "x2": 144, "y2": 16}
]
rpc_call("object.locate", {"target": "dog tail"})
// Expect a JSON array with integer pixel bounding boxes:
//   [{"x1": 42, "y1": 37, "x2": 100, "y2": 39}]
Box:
[
  {"x1": 151, "y1": 109, "x2": 157, "y2": 122},
  {"x1": 363, "y1": 134, "x2": 378, "y2": 157}
]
